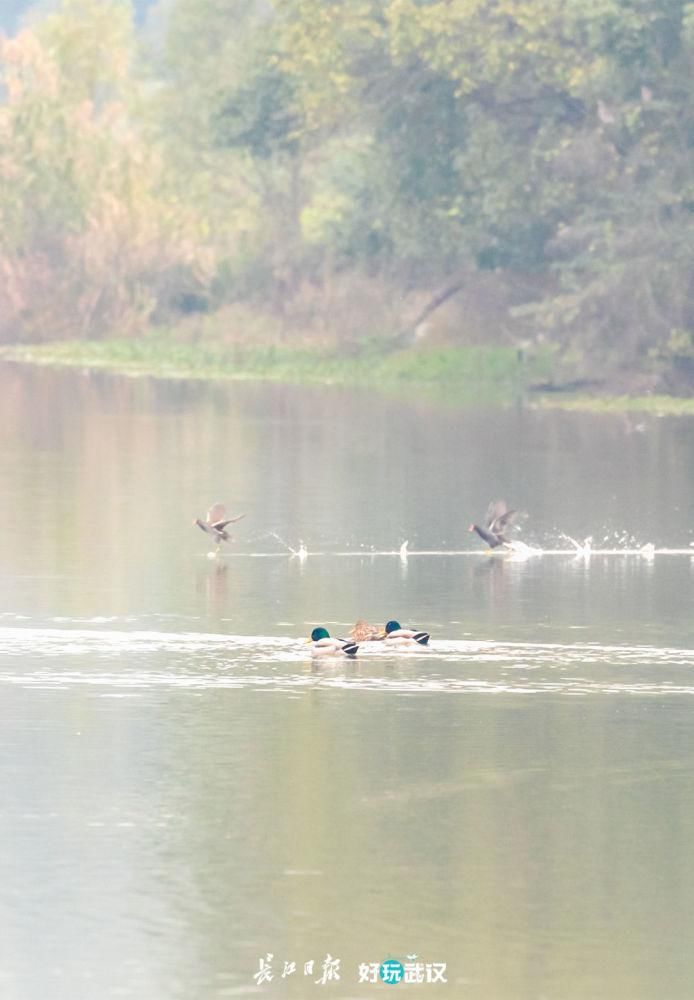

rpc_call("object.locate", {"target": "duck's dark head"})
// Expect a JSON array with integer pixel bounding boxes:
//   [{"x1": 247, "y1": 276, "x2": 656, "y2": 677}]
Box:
[
  {"x1": 310, "y1": 627, "x2": 330, "y2": 642},
  {"x1": 384, "y1": 620, "x2": 401, "y2": 634}
]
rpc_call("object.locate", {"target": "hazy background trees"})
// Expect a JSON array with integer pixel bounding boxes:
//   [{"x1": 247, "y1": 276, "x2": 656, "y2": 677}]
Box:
[{"x1": 1, "y1": 0, "x2": 692, "y2": 387}]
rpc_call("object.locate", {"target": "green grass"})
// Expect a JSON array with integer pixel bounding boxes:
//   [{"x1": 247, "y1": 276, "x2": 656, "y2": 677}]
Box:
[
  {"x1": 3, "y1": 338, "x2": 692, "y2": 414},
  {"x1": 0, "y1": 337, "x2": 542, "y2": 404},
  {"x1": 531, "y1": 393, "x2": 694, "y2": 416}
]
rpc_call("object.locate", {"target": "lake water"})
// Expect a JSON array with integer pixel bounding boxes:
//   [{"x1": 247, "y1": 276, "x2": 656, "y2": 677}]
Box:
[{"x1": 1, "y1": 362, "x2": 693, "y2": 999}]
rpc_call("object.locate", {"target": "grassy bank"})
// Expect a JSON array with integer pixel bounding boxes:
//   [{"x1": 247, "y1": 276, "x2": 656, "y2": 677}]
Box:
[
  {"x1": 2, "y1": 338, "x2": 693, "y2": 414},
  {"x1": 0, "y1": 337, "x2": 544, "y2": 404},
  {"x1": 530, "y1": 392, "x2": 694, "y2": 416}
]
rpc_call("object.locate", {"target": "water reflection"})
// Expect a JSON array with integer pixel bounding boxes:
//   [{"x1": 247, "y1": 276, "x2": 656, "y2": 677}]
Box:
[{"x1": 2, "y1": 363, "x2": 694, "y2": 1000}]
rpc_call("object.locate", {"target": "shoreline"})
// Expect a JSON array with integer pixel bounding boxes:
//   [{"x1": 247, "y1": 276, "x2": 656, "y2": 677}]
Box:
[{"x1": 2, "y1": 339, "x2": 693, "y2": 416}]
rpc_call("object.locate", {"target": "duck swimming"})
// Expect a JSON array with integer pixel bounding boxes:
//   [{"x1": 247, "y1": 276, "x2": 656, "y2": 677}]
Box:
[
  {"x1": 382, "y1": 620, "x2": 430, "y2": 646},
  {"x1": 193, "y1": 502, "x2": 245, "y2": 549},
  {"x1": 350, "y1": 620, "x2": 384, "y2": 642},
  {"x1": 308, "y1": 627, "x2": 359, "y2": 656},
  {"x1": 469, "y1": 500, "x2": 521, "y2": 549}
]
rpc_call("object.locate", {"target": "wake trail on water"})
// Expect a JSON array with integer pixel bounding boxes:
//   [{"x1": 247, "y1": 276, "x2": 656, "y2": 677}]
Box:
[
  {"x1": 1, "y1": 625, "x2": 694, "y2": 698},
  {"x1": 199, "y1": 542, "x2": 693, "y2": 560}
]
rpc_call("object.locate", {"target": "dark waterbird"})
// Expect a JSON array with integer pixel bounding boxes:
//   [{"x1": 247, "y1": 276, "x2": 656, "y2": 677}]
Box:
[
  {"x1": 193, "y1": 502, "x2": 245, "y2": 549},
  {"x1": 469, "y1": 500, "x2": 522, "y2": 549}
]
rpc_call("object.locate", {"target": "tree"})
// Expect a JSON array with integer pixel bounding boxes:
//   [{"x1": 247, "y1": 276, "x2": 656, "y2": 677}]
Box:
[{"x1": 0, "y1": 0, "x2": 206, "y2": 340}]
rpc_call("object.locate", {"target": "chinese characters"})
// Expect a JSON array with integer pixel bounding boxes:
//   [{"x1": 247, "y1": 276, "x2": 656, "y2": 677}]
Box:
[{"x1": 254, "y1": 953, "x2": 447, "y2": 986}]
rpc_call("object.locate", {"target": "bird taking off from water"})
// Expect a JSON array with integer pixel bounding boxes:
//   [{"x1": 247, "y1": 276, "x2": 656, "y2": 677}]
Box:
[
  {"x1": 469, "y1": 500, "x2": 523, "y2": 549},
  {"x1": 193, "y1": 502, "x2": 245, "y2": 551}
]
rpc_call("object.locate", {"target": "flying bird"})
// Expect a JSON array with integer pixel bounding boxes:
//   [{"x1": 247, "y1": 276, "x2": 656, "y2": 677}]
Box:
[
  {"x1": 469, "y1": 500, "x2": 522, "y2": 549},
  {"x1": 193, "y1": 502, "x2": 245, "y2": 550}
]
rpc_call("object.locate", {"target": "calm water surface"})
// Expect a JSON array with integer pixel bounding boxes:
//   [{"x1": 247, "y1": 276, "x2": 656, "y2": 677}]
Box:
[{"x1": 1, "y1": 363, "x2": 694, "y2": 1000}]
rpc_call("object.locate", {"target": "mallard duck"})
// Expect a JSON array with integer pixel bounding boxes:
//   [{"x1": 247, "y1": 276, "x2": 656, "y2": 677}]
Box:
[
  {"x1": 350, "y1": 620, "x2": 384, "y2": 642},
  {"x1": 382, "y1": 620, "x2": 430, "y2": 646},
  {"x1": 193, "y1": 502, "x2": 245, "y2": 549},
  {"x1": 469, "y1": 500, "x2": 521, "y2": 549},
  {"x1": 308, "y1": 627, "x2": 359, "y2": 656}
]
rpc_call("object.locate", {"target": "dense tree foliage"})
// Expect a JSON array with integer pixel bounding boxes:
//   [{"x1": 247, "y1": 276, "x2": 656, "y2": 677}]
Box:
[{"x1": 1, "y1": 0, "x2": 692, "y2": 385}]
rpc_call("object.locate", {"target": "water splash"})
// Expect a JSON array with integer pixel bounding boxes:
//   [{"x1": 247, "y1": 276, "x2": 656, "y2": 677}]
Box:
[
  {"x1": 200, "y1": 542, "x2": 690, "y2": 559},
  {"x1": 268, "y1": 531, "x2": 308, "y2": 558},
  {"x1": 502, "y1": 540, "x2": 542, "y2": 561},
  {"x1": 560, "y1": 533, "x2": 593, "y2": 557}
]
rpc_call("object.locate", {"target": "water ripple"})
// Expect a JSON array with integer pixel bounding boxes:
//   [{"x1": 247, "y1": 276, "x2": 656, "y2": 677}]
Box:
[{"x1": 0, "y1": 625, "x2": 693, "y2": 696}]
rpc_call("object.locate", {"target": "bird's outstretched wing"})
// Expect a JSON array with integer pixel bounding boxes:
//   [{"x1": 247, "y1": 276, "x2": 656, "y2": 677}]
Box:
[
  {"x1": 484, "y1": 500, "x2": 527, "y2": 541},
  {"x1": 485, "y1": 500, "x2": 508, "y2": 530},
  {"x1": 487, "y1": 501, "x2": 526, "y2": 540},
  {"x1": 212, "y1": 513, "x2": 245, "y2": 530},
  {"x1": 491, "y1": 509, "x2": 520, "y2": 534},
  {"x1": 206, "y1": 502, "x2": 227, "y2": 525}
]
